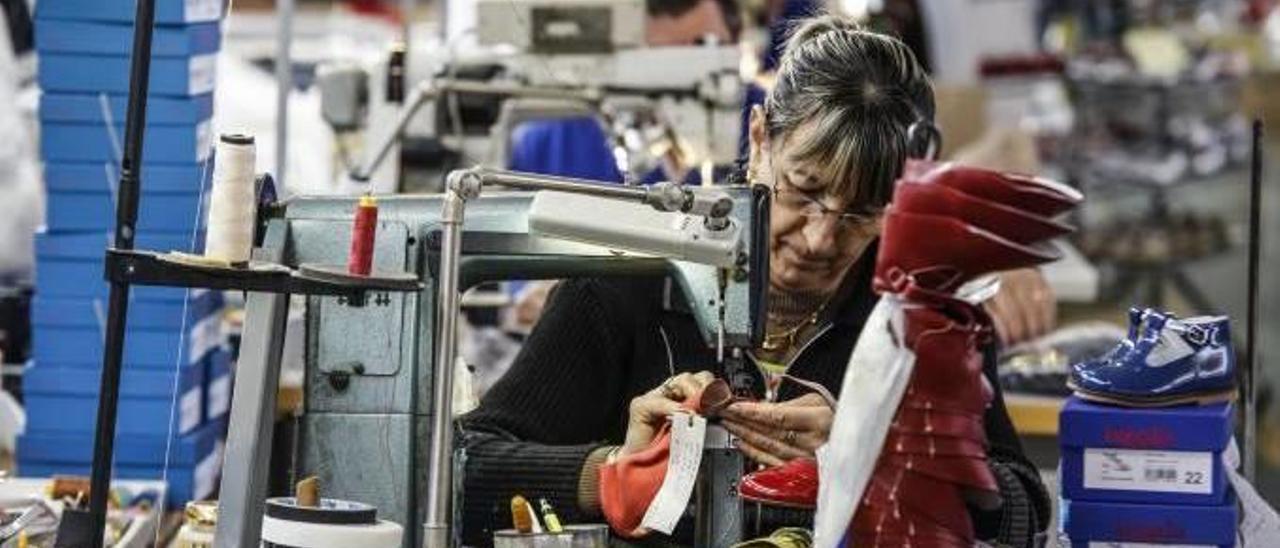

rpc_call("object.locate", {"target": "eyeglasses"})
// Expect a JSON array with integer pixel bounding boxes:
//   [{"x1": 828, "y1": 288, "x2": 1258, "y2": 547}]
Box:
[{"x1": 771, "y1": 180, "x2": 881, "y2": 234}]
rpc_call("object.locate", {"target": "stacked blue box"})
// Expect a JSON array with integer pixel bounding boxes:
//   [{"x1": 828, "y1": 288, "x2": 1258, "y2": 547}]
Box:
[
  {"x1": 24, "y1": 0, "x2": 228, "y2": 506},
  {"x1": 18, "y1": 418, "x2": 226, "y2": 506},
  {"x1": 1058, "y1": 396, "x2": 1239, "y2": 546}
]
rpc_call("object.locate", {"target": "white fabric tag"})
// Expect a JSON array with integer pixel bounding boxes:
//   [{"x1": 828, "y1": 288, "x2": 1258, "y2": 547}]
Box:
[
  {"x1": 1223, "y1": 439, "x2": 1280, "y2": 546},
  {"x1": 813, "y1": 298, "x2": 913, "y2": 548},
  {"x1": 640, "y1": 413, "x2": 707, "y2": 535}
]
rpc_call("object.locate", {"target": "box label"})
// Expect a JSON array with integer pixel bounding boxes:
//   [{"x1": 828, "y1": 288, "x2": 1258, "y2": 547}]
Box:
[
  {"x1": 195, "y1": 119, "x2": 212, "y2": 162},
  {"x1": 185, "y1": 0, "x2": 223, "y2": 22},
  {"x1": 1083, "y1": 448, "x2": 1214, "y2": 495},
  {"x1": 189, "y1": 55, "x2": 218, "y2": 95},
  {"x1": 180, "y1": 388, "x2": 202, "y2": 434},
  {"x1": 194, "y1": 440, "x2": 223, "y2": 500},
  {"x1": 209, "y1": 375, "x2": 231, "y2": 418},
  {"x1": 189, "y1": 313, "x2": 224, "y2": 363}
]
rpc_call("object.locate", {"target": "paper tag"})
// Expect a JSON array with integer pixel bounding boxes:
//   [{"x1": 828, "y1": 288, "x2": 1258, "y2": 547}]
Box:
[
  {"x1": 1083, "y1": 448, "x2": 1213, "y2": 494},
  {"x1": 184, "y1": 0, "x2": 223, "y2": 23},
  {"x1": 188, "y1": 55, "x2": 218, "y2": 95},
  {"x1": 1087, "y1": 543, "x2": 1213, "y2": 548},
  {"x1": 179, "y1": 388, "x2": 202, "y2": 434},
  {"x1": 209, "y1": 375, "x2": 231, "y2": 418},
  {"x1": 1223, "y1": 439, "x2": 1280, "y2": 546},
  {"x1": 640, "y1": 413, "x2": 706, "y2": 534}
]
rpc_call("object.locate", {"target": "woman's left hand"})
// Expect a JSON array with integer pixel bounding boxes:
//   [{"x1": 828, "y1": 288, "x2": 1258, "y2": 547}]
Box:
[{"x1": 719, "y1": 393, "x2": 833, "y2": 467}]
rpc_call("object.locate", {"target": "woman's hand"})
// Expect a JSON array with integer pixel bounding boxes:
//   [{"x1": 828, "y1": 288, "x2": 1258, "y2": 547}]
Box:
[
  {"x1": 986, "y1": 268, "x2": 1057, "y2": 347},
  {"x1": 720, "y1": 393, "x2": 833, "y2": 466},
  {"x1": 618, "y1": 371, "x2": 717, "y2": 459}
]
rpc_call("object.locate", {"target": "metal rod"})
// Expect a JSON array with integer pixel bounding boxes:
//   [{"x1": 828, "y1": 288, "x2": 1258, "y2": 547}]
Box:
[
  {"x1": 470, "y1": 167, "x2": 649, "y2": 201},
  {"x1": 275, "y1": 0, "x2": 294, "y2": 189},
  {"x1": 424, "y1": 184, "x2": 470, "y2": 548},
  {"x1": 1245, "y1": 119, "x2": 1264, "y2": 482},
  {"x1": 89, "y1": 0, "x2": 157, "y2": 544}
]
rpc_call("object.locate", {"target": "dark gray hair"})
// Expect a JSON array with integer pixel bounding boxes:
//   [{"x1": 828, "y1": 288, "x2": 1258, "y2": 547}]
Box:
[{"x1": 765, "y1": 15, "x2": 935, "y2": 213}]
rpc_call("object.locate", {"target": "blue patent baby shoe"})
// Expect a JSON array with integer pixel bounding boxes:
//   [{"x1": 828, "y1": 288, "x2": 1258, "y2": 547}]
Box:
[{"x1": 1068, "y1": 311, "x2": 1236, "y2": 407}]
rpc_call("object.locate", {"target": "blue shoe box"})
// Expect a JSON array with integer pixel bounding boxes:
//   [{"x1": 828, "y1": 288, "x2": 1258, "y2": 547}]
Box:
[
  {"x1": 31, "y1": 318, "x2": 219, "y2": 369},
  {"x1": 39, "y1": 53, "x2": 216, "y2": 96},
  {"x1": 35, "y1": 0, "x2": 223, "y2": 25},
  {"x1": 36, "y1": 258, "x2": 193, "y2": 302},
  {"x1": 42, "y1": 120, "x2": 211, "y2": 164},
  {"x1": 18, "y1": 418, "x2": 226, "y2": 507},
  {"x1": 32, "y1": 290, "x2": 222, "y2": 331},
  {"x1": 42, "y1": 93, "x2": 213, "y2": 125},
  {"x1": 1060, "y1": 396, "x2": 1234, "y2": 506},
  {"x1": 203, "y1": 348, "x2": 232, "y2": 423},
  {"x1": 45, "y1": 188, "x2": 206, "y2": 231},
  {"x1": 37, "y1": 231, "x2": 202, "y2": 261},
  {"x1": 23, "y1": 359, "x2": 205, "y2": 435},
  {"x1": 1060, "y1": 495, "x2": 1238, "y2": 547},
  {"x1": 34, "y1": 230, "x2": 210, "y2": 302},
  {"x1": 36, "y1": 20, "x2": 220, "y2": 57},
  {"x1": 45, "y1": 162, "x2": 208, "y2": 193}
]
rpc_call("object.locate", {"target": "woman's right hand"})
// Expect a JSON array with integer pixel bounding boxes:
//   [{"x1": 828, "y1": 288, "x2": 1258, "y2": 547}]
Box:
[{"x1": 617, "y1": 371, "x2": 716, "y2": 459}]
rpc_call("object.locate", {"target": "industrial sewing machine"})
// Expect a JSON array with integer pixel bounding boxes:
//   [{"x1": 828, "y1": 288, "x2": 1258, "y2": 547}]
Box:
[
  {"x1": 317, "y1": 0, "x2": 744, "y2": 190},
  {"x1": 192, "y1": 168, "x2": 770, "y2": 548}
]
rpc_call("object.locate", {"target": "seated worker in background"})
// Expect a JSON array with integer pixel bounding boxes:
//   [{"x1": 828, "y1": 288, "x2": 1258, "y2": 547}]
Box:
[
  {"x1": 508, "y1": 0, "x2": 739, "y2": 184},
  {"x1": 457, "y1": 14, "x2": 1050, "y2": 547}
]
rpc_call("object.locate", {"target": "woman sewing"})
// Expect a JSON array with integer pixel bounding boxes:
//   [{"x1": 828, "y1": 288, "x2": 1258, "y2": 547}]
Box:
[{"x1": 458, "y1": 14, "x2": 1051, "y2": 547}]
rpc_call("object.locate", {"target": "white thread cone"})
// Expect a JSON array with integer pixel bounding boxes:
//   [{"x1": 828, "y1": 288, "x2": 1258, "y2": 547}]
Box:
[{"x1": 204, "y1": 134, "x2": 257, "y2": 263}]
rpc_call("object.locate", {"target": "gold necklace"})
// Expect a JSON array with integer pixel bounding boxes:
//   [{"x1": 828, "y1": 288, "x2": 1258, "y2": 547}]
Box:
[{"x1": 760, "y1": 304, "x2": 827, "y2": 352}]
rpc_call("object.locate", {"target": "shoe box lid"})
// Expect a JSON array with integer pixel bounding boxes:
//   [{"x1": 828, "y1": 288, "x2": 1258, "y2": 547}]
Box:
[
  {"x1": 1059, "y1": 396, "x2": 1233, "y2": 452},
  {"x1": 1060, "y1": 495, "x2": 1238, "y2": 547}
]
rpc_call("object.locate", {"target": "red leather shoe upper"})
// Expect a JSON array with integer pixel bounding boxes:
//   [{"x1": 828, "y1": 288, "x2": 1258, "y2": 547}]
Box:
[{"x1": 738, "y1": 457, "x2": 819, "y2": 509}]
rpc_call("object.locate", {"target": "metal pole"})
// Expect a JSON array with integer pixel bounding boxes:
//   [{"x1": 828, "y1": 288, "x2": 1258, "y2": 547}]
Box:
[
  {"x1": 88, "y1": 0, "x2": 157, "y2": 544},
  {"x1": 423, "y1": 173, "x2": 476, "y2": 548},
  {"x1": 1245, "y1": 119, "x2": 1264, "y2": 482},
  {"x1": 275, "y1": 0, "x2": 294, "y2": 189}
]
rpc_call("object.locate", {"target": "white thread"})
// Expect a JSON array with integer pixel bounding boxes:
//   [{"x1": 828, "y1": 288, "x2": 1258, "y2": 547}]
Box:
[{"x1": 204, "y1": 135, "x2": 257, "y2": 263}]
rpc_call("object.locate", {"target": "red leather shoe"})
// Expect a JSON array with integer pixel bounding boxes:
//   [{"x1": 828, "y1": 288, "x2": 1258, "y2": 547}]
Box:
[
  {"x1": 884, "y1": 431, "x2": 988, "y2": 458},
  {"x1": 894, "y1": 178, "x2": 1074, "y2": 244},
  {"x1": 904, "y1": 160, "x2": 1082, "y2": 218},
  {"x1": 875, "y1": 209, "x2": 1061, "y2": 294},
  {"x1": 889, "y1": 406, "x2": 985, "y2": 440},
  {"x1": 738, "y1": 457, "x2": 818, "y2": 509}
]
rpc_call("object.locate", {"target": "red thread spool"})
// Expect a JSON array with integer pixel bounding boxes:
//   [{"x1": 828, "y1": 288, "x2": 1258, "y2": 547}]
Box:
[{"x1": 348, "y1": 195, "x2": 378, "y2": 276}]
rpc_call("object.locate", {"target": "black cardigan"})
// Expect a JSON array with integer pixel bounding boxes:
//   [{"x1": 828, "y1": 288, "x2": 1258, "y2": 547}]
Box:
[{"x1": 456, "y1": 251, "x2": 1050, "y2": 546}]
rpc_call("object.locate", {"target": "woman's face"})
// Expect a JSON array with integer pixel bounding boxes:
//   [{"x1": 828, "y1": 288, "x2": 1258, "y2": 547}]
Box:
[{"x1": 749, "y1": 108, "x2": 883, "y2": 294}]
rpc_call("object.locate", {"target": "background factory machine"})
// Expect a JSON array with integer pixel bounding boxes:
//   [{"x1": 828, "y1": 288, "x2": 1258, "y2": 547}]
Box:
[{"x1": 317, "y1": 0, "x2": 745, "y2": 191}]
